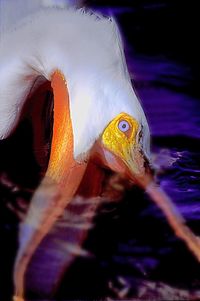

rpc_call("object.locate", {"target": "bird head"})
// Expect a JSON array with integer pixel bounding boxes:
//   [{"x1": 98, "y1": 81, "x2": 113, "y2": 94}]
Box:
[
  {"x1": 94, "y1": 112, "x2": 152, "y2": 188},
  {"x1": 100, "y1": 113, "x2": 151, "y2": 186}
]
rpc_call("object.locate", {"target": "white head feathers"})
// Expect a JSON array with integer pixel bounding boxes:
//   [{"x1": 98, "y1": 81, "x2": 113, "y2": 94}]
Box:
[{"x1": 0, "y1": 3, "x2": 150, "y2": 159}]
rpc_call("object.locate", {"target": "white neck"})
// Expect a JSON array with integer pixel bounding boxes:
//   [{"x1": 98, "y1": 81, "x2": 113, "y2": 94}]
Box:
[{"x1": 0, "y1": 7, "x2": 150, "y2": 158}]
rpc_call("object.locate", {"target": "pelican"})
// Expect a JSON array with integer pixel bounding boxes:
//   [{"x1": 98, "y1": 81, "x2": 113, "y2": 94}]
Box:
[{"x1": 1, "y1": 1, "x2": 200, "y2": 300}]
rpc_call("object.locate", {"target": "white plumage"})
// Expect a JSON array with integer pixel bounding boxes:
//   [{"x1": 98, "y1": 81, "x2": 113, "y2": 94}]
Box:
[{"x1": 0, "y1": 1, "x2": 150, "y2": 159}]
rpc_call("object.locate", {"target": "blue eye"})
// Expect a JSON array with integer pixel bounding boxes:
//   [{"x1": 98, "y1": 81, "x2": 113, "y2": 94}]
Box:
[{"x1": 118, "y1": 120, "x2": 130, "y2": 132}]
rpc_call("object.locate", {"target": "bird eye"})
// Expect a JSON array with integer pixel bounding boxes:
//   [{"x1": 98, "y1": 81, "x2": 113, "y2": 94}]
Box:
[{"x1": 118, "y1": 120, "x2": 130, "y2": 132}]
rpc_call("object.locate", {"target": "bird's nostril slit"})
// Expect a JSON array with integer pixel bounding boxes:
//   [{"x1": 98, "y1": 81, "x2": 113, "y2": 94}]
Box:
[{"x1": 137, "y1": 125, "x2": 144, "y2": 144}]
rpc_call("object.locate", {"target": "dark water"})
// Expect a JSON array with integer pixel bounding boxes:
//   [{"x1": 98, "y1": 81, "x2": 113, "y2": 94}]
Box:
[{"x1": 1, "y1": 2, "x2": 200, "y2": 300}]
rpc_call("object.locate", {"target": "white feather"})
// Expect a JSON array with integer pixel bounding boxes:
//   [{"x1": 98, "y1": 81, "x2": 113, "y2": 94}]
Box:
[
  {"x1": 0, "y1": 0, "x2": 83, "y2": 33},
  {"x1": 0, "y1": 4, "x2": 150, "y2": 158},
  {"x1": 42, "y1": 0, "x2": 84, "y2": 8}
]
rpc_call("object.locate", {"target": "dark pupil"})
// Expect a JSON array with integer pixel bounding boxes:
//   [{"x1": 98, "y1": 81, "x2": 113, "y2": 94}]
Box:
[{"x1": 122, "y1": 123, "x2": 127, "y2": 129}]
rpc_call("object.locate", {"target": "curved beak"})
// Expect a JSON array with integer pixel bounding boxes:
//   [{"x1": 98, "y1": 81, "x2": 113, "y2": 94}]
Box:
[
  {"x1": 123, "y1": 146, "x2": 154, "y2": 189},
  {"x1": 93, "y1": 141, "x2": 154, "y2": 190},
  {"x1": 93, "y1": 140, "x2": 200, "y2": 264}
]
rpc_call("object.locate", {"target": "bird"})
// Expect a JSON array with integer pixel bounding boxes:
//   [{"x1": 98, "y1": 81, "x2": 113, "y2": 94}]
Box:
[{"x1": 1, "y1": 1, "x2": 200, "y2": 300}]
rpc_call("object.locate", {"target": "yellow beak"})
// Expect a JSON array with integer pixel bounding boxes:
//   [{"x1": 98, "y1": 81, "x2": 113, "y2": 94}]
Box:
[{"x1": 122, "y1": 146, "x2": 153, "y2": 188}]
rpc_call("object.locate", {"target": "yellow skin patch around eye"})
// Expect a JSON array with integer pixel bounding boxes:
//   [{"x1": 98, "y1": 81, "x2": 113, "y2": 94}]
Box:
[{"x1": 102, "y1": 112, "x2": 139, "y2": 162}]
